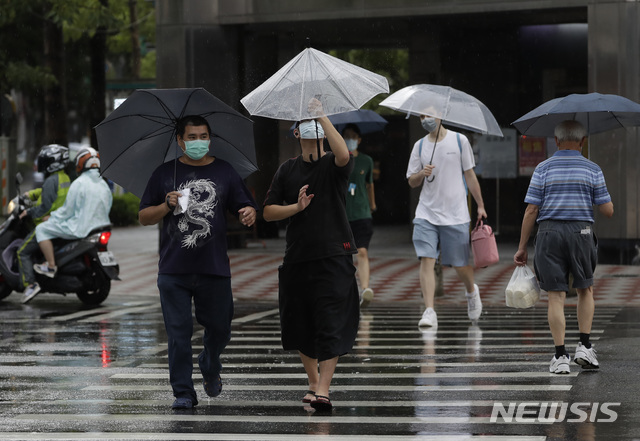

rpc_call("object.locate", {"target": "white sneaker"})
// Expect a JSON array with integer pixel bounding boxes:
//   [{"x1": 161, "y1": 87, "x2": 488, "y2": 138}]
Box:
[
  {"x1": 549, "y1": 354, "x2": 571, "y2": 374},
  {"x1": 574, "y1": 343, "x2": 599, "y2": 369},
  {"x1": 22, "y1": 282, "x2": 41, "y2": 304},
  {"x1": 466, "y1": 284, "x2": 482, "y2": 321},
  {"x1": 360, "y1": 288, "x2": 374, "y2": 307},
  {"x1": 419, "y1": 307, "x2": 438, "y2": 327},
  {"x1": 34, "y1": 263, "x2": 57, "y2": 278}
]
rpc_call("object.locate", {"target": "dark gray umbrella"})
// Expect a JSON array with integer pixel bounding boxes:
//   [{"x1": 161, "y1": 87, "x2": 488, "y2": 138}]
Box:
[
  {"x1": 95, "y1": 88, "x2": 258, "y2": 198},
  {"x1": 287, "y1": 109, "x2": 388, "y2": 137},
  {"x1": 512, "y1": 92, "x2": 640, "y2": 136}
]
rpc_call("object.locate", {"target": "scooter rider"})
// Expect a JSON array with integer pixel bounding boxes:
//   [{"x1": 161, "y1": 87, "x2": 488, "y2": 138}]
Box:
[
  {"x1": 19, "y1": 144, "x2": 71, "y2": 303},
  {"x1": 25, "y1": 147, "x2": 112, "y2": 303}
]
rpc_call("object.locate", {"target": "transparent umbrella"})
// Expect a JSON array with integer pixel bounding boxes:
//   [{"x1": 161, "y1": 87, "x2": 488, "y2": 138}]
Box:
[
  {"x1": 240, "y1": 47, "x2": 389, "y2": 122},
  {"x1": 379, "y1": 84, "x2": 503, "y2": 137}
]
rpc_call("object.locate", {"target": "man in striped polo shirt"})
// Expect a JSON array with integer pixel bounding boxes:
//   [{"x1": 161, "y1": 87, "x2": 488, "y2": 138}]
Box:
[{"x1": 514, "y1": 120, "x2": 614, "y2": 375}]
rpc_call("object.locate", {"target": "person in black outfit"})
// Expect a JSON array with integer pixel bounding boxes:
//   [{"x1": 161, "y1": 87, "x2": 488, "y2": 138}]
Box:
[
  {"x1": 263, "y1": 100, "x2": 359, "y2": 411},
  {"x1": 139, "y1": 115, "x2": 257, "y2": 410}
]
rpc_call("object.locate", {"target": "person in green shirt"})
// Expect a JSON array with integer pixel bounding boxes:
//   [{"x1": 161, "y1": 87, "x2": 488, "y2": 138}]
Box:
[{"x1": 342, "y1": 123, "x2": 376, "y2": 306}]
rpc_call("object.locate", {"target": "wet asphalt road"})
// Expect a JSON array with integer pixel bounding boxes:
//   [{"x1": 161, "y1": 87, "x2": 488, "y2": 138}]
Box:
[{"x1": 0, "y1": 225, "x2": 639, "y2": 440}]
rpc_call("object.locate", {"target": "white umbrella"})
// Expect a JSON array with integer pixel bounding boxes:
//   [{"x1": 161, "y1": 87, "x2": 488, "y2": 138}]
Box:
[
  {"x1": 240, "y1": 48, "x2": 389, "y2": 121},
  {"x1": 379, "y1": 84, "x2": 503, "y2": 137}
]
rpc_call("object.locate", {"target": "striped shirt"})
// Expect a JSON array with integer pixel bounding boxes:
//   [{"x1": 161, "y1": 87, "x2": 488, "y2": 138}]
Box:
[{"x1": 525, "y1": 150, "x2": 611, "y2": 223}]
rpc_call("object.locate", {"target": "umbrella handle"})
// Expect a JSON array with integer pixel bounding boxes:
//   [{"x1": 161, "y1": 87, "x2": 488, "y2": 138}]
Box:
[{"x1": 423, "y1": 123, "x2": 443, "y2": 184}]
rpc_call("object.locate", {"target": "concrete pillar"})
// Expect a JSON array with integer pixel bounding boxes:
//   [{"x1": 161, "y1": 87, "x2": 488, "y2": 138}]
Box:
[
  {"x1": 588, "y1": 0, "x2": 640, "y2": 262},
  {"x1": 156, "y1": 0, "x2": 242, "y2": 106}
]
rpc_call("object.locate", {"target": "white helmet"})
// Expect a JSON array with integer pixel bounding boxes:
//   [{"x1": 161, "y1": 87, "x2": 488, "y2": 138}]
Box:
[{"x1": 75, "y1": 147, "x2": 100, "y2": 174}]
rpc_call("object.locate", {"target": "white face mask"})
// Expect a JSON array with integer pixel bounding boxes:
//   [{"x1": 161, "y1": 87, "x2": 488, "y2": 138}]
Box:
[
  {"x1": 345, "y1": 138, "x2": 358, "y2": 151},
  {"x1": 421, "y1": 117, "x2": 438, "y2": 132},
  {"x1": 298, "y1": 120, "x2": 325, "y2": 139}
]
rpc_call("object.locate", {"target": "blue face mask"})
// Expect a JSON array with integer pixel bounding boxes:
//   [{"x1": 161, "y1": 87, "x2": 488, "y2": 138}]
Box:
[
  {"x1": 345, "y1": 138, "x2": 358, "y2": 152},
  {"x1": 421, "y1": 117, "x2": 438, "y2": 132},
  {"x1": 183, "y1": 139, "x2": 210, "y2": 160},
  {"x1": 299, "y1": 120, "x2": 325, "y2": 139}
]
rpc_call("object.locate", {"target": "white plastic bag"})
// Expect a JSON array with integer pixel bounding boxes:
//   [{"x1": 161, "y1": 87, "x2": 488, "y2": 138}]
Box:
[{"x1": 505, "y1": 265, "x2": 540, "y2": 309}]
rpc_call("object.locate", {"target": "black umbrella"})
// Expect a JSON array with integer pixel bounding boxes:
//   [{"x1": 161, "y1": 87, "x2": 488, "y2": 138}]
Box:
[{"x1": 95, "y1": 88, "x2": 258, "y2": 198}]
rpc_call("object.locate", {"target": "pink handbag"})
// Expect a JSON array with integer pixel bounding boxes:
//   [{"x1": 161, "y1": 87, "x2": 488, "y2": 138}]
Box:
[{"x1": 471, "y1": 220, "x2": 499, "y2": 268}]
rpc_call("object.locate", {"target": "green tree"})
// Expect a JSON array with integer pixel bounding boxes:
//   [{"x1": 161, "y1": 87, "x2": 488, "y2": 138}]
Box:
[
  {"x1": 330, "y1": 48, "x2": 410, "y2": 113},
  {"x1": 0, "y1": 0, "x2": 155, "y2": 152}
]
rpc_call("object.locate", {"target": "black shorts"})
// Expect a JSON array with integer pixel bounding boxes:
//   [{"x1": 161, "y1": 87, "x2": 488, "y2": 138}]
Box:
[
  {"x1": 533, "y1": 220, "x2": 598, "y2": 292},
  {"x1": 278, "y1": 255, "x2": 359, "y2": 361},
  {"x1": 349, "y1": 218, "x2": 374, "y2": 249}
]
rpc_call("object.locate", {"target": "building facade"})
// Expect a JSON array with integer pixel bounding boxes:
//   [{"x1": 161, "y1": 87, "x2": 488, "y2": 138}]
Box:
[{"x1": 156, "y1": 0, "x2": 640, "y2": 263}]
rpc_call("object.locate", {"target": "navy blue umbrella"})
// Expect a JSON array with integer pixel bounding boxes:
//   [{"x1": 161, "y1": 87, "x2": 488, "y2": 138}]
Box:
[
  {"x1": 328, "y1": 109, "x2": 388, "y2": 135},
  {"x1": 287, "y1": 109, "x2": 388, "y2": 137},
  {"x1": 512, "y1": 92, "x2": 640, "y2": 136}
]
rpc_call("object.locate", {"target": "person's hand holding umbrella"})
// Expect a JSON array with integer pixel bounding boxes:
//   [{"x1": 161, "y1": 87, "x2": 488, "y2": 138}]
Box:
[
  {"x1": 165, "y1": 190, "x2": 182, "y2": 211},
  {"x1": 420, "y1": 163, "x2": 436, "y2": 178},
  {"x1": 310, "y1": 98, "x2": 350, "y2": 167}
]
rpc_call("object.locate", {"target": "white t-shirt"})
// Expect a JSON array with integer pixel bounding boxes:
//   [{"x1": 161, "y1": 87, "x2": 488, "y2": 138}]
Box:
[{"x1": 405, "y1": 130, "x2": 475, "y2": 225}]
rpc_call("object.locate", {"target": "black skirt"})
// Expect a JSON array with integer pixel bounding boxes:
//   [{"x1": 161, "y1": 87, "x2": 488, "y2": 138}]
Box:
[{"x1": 278, "y1": 255, "x2": 360, "y2": 361}]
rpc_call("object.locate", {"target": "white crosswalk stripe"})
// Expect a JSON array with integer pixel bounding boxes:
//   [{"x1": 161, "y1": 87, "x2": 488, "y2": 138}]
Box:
[{"x1": 0, "y1": 299, "x2": 621, "y2": 439}]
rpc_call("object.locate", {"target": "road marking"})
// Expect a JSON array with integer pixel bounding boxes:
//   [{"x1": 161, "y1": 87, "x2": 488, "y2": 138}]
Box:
[
  {"x1": 17, "y1": 399, "x2": 534, "y2": 407},
  {"x1": 0, "y1": 433, "x2": 548, "y2": 441},
  {"x1": 109, "y1": 371, "x2": 577, "y2": 379},
  {"x1": 139, "y1": 361, "x2": 551, "y2": 369},
  {"x1": 46, "y1": 301, "x2": 156, "y2": 322},
  {"x1": 215, "y1": 344, "x2": 580, "y2": 350},
  {"x1": 11, "y1": 413, "x2": 557, "y2": 425},
  {"x1": 232, "y1": 308, "x2": 279, "y2": 323},
  {"x1": 82, "y1": 384, "x2": 571, "y2": 392},
  {"x1": 229, "y1": 335, "x2": 599, "y2": 342}
]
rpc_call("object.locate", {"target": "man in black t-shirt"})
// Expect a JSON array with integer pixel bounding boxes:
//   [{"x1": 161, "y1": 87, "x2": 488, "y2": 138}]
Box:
[
  {"x1": 139, "y1": 115, "x2": 257, "y2": 410},
  {"x1": 263, "y1": 100, "x2": 359, "y2": 412}
]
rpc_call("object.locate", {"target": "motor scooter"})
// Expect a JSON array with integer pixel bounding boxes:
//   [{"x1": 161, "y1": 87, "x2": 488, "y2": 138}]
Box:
[{"x1": 0, "y1": 173, "x2": 120, "y2": 305}]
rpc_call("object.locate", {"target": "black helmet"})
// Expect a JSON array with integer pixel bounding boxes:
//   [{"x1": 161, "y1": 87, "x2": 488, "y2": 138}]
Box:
[{"x1": 37, "y1": 144, "x2": 69, "y2": 175}]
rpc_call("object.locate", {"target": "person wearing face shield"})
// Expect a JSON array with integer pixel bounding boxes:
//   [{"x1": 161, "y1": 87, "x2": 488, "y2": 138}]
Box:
[
  {"x1": 32, "y1": 147, "x2": 112, "y2": 279},
  {"x1": 341, "y1": 123, "x2": 376, "y2": 307},
  {"x1": 18, "y1": 144, "x2": 71, "y2": 303},
  {"x1": 138, "y1": 115, "x2": 257, "y2": 410},
  {"x1": 406, "y1": 114, "x2": 487, "y2": 328},
  {"x1": 263, "y1": 100, "x2": 359, "y2": 412}
]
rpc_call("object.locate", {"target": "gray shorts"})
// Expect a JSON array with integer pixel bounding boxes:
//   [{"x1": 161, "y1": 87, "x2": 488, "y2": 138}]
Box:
[
  {"x1": 533, "y1": 220, "x2": 598, "y2": 292},
  {"x1": 412, "y1": 218, "x2": 470, "y2": 267}
]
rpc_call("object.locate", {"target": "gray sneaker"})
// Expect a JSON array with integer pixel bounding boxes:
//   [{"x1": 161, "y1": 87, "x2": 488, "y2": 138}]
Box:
[
  {"x1": 34, "y1": 263, "x2": 57, "y2": 278},
  {"x1": 549, "y1": 354, "x2": 571, "y2": 374},
  {"x1": 574, "y1": 343, "x2": 599, "y2": 369},
  {"x1": 22, "y1": 283, "x2": 41, "y2": 304}
]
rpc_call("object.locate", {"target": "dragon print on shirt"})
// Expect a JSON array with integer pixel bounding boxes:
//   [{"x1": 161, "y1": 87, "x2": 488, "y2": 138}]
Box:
[{"x1": 177, "y1": 179, "x2": 218, "y2": 248}]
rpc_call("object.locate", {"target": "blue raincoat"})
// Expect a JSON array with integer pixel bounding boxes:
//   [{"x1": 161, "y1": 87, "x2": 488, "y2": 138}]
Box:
[{"x1": 36, "y1": 169, "x2": 112, "y2": 241}]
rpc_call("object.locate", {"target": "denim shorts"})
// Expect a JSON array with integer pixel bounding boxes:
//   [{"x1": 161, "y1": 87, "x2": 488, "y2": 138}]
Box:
[
  {"x1": 412, "y1": 218, "x2": 470, "y2": 267},
  {"x1": 533, "y1": 220, "x2": 598, "y2": 292}
]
